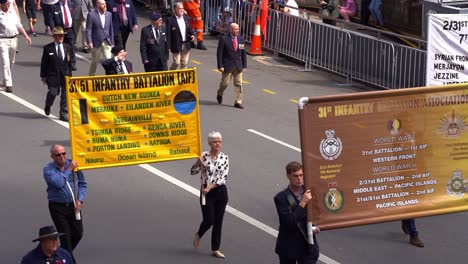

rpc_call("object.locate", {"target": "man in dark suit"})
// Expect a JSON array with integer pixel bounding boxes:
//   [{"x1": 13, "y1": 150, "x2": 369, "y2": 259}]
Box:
[
  {"x1": 51, "y1": 0, "x2": 77, "y2": 70},
  {"x1": 140, "y1": 12, "x2": 169, "y2": 72},
  {"x1": 107, "y1": 0, "x2": 138, "y2": 49},
  {"x1": 40, "y1": 26, "x2": 73, "y2": 122},
  {"x1": 166, "y1": 2, "x2": 195, "y2": 70},
  {"x1": 216, "y1": 23, "x2": 247, "y2": 109},
  {"x1": 274, "y1": 161, "x2": 321, "y2": 264},
  {"x1": 86, "y1": 0, "x2": 113, "y2": 75},
  {"x1": 101, "y1": 46, "x2": 133, "y2": 75}
]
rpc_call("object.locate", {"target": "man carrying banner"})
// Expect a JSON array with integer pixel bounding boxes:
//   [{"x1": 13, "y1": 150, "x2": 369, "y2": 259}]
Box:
[
  {"x1": 43, "y1": 144, "x2": 87, "y2": 263},
  {"x1": 274, "y1": 161, "x2": 320, "y2": 264}
]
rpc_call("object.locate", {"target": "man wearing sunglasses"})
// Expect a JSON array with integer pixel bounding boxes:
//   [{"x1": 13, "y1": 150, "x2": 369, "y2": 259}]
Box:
[{"x1": 43, "y1": 144, "x2": 87, "y2": 263}]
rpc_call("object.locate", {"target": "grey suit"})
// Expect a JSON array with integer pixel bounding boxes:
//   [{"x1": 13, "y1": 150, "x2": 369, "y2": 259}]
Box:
[
  {"x1": 86, "y1": 9, "x2": 114, "y2": 75},
  {"x1": 73, "y1": 0, "x2": 94, "y2": 49}
]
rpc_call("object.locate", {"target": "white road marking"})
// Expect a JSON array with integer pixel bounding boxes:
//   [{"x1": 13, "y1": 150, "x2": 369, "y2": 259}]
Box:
[
  {"x1": 247, "y1": 129, "x2": 302, "y2": 152},
  {"x1": 1, "y1": 92, "x2": 340, "y2": 264}
]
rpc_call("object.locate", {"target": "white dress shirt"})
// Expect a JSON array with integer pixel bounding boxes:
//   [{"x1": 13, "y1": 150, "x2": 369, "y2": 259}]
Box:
[{"x1": 176, "y1": 15, "x2": 186, "y2": 42}]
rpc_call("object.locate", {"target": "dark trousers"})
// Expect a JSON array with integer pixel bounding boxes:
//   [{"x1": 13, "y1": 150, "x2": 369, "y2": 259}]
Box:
[
  {"x1": 114, "y1": 25, "x2": 131, "y2": 50},
  {"x1": 360, "y1": 0, "x2": 371, "y2": 26},
  {"x1": 49, "y1": 202, "x2": 83, "y2": 262},
  {"x1": 41, "y1": 3, "x2": 54, "y2": 28},
  {"x1": 46, "y1": 78, "x2": 68, "y2": 118},
  {"x1": 279, "y1": 253, "x2": 319, "y2": 264},
  {"x1": 144, "y1": 60, "x2": 168, "y2": 72},
  {"x1": 402, "y1": 219, "x2": 418, "y2": 237},
  {"x1": 197, "y1": 184, "x2": 228, "y2": 251}
]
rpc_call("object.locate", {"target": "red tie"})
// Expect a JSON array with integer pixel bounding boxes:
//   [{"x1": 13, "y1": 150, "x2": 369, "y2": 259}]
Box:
[
  {"x1": 63, "y1": 4, "x2": 70, "y2": 28},
  {"x1": 233, "y1": 37, "x2": 237, "y2": 51}
]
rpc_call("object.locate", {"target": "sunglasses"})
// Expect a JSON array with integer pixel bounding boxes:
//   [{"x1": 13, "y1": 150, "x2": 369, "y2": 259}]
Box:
[{"x1": 54, "y1": 152, "x2": 66, "y2": 157}]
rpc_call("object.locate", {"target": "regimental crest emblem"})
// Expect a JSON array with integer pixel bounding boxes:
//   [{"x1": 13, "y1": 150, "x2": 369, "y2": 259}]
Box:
[
  {"x1": 319, "y1": 129, "x2": 342, "y2": 161},
  {"x1": 387, "y1": 119, "x2": 401, "y2": 135},
  {"x1": 447, "y1": 170, "x2": 468, "y2": 198},
  {"x1": 438, "y1": 110, "x2": 466, "y2": 138},
  {"x1": 323, "y1": 182, "x2": 344, "y2": 213}
]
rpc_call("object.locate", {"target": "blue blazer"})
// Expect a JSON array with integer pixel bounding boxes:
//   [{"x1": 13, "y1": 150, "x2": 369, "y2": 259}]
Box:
[
  {"x1": 86, "y1": 9, "x2": 114, "y2": 48},
  {"x1": 166, "y1": 15, "x2": 194, "y2": 53},
  {"x1": 217, "y1": 33, "x2": 247, "y2": 72},
  {"x1": 274, "y1": 187, "x2": 319, "y2": 259},
  {"x1": 107, "y1": 0, "x2": 138, "y2": 34}
]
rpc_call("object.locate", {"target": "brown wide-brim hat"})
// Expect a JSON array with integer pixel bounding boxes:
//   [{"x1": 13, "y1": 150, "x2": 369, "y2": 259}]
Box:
[{"x1": 32, "y1": 226, "x2": 65, "y2": 242}]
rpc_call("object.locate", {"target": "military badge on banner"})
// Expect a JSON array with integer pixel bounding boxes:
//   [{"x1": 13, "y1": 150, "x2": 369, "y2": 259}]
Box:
[
  {"x1": 387, "y1": 119, "x2": 401, "y2": 135},
  {"x1": 446, "y1": 170, "x2": 468, "y2": 197},
  {"x1": 438, "y1": 110, "x2": 466, "y2": 138},
  {"x1": 319, "y1": 129, "x2": 342, "y2": 160},
  {"x1": 323, "y1": 182, "x2": 344, "y2": 213}
]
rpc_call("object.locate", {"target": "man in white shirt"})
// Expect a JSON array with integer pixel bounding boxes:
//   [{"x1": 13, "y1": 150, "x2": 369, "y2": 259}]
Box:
[{"x1": 0, "y1": 0, "x2": 32, "y2": 93}]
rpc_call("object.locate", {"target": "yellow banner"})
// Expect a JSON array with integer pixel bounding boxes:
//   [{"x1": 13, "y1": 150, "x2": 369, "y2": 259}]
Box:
[
  {"x1": 66, "y1": 69, "x2": 202, "y2": 170},
  {"x1": 298, "y1": 84, "x2": 468, "y2": 230}
]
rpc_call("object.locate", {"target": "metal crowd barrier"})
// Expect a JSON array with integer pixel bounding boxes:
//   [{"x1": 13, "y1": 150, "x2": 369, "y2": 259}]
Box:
[{"x1": 200, "y1": 0, "x2": 427, "y2": 90}]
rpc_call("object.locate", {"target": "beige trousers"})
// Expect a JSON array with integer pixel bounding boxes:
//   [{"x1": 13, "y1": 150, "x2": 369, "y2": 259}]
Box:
[
  {"x1": 89, "y1": 42, "x2": 112, "y2": 76},
  {"x1": 170, "y1": 45, "x2": 190, "y2": 70},
  {"x1": 0, "y1": 37, "x2": 18, "y2": 87},
  {"x1": 218, "y1": 67, "x2": 243, "y2": 104}
]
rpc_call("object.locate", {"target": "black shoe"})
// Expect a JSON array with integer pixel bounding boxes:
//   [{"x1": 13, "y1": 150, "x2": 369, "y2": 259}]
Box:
[
  {"x1": 5, "y1": 86, "x2": 12, "y2": 93},
  {"x1": 197, "y1": 42, "x2": 207, "y2": 50},
  {"x1": 217, "y1": 95, "x2": 222, "y2": 104},
  {"x1": 72, "y1": 65, "x2": 77, "y2": 71},
  {"x1": 44, "y1": 105, "x2": 51, "y2": 116},
  {"x1": 189, "y1": 41, "x2": 196, "y2": 49},
  {"x1": 234, "y1": 103, "x2": 244, "y2": 109},
  {"x1": 409, "y1": 236, "x2": 424, "y2": 247},
  {"x1": 59, "y1": 116, "x2": 68, "y2": 122},
  {"x1": 82, "y1": 47, "x2": 90, "y2": 53}
]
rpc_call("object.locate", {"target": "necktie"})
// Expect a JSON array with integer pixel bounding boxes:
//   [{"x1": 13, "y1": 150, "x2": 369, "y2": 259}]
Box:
[
  {"x1": 57, "y1": 44, "x2": 63, "y2": 61},
  {"x1": 63, "y1": 4, "x2": 70, "y2": 28},
  {"x1": 233, "y1": 37, "x2": 237, "y2": 51},
  {"x1": 118, "y1": 61, "x2": 124, "y2": 74}
]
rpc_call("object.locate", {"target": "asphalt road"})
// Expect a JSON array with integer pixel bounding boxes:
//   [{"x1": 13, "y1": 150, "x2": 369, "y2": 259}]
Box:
[{"x1": 3, "y1": 5, "x2": 468, "y2": 264}]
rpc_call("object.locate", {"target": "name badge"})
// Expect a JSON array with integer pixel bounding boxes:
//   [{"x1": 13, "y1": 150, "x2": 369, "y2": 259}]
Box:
[
  {"x1": 126, "y1": 4, "x2": 130, "y2": 7},
  {"x1": 172, "y1": 26, "x2": 176, "y2": 31},
  {"x1": 112, "y1": 7, "x2": 117, "y2": 12},
  {"x1": 49, "y1": 53, "x2": 54, "y2": 55},
  {"x1": 239, "y1": 44, "x2": 245, "y2": 50}
]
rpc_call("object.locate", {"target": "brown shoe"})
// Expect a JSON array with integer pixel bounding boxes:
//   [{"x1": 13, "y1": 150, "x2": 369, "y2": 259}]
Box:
[
  {"x1": 192, "y1": 232, "x2": 200, "y2": 249},
  {"x1": 234, "y1": 103, "x2": 244, "y2": 109},
  {"x1": 409, "y1": 236, "x2": 424, "y2": 247},
  {"x1": 211, "y1": 250, "x2": 225, "y2": 258}
]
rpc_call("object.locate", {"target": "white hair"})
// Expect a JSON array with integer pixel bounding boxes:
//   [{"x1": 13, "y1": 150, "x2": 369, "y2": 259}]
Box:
[{"x1": 207, "y1": 131, "x2": 222, "y2": 142}]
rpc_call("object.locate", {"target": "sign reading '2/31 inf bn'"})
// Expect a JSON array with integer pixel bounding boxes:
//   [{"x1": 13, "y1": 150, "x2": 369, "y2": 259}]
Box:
[{"x1": 66, "y1": 69, "x2": 202, "y2": 170}]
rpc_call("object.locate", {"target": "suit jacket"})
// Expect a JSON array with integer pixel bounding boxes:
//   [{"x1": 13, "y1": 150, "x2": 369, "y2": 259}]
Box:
[
  {"x1": 166, "y1": 15, "x2": 194, "y2": 53},
  {"x1": 101, "y1": 58, "x2": 133, "y2": 75},
  {"x1": 73, "y1": 0, "x2": 94, "y2": 20},
  {"x1": 86, "y1": 9, "x2": 114, "y2": 48},
  {"x1": 217, "y1": 33, "x2": 247, "y2": 72},
  {"x1": 107, "y1": 0, "x2": 137, "y2": 34},
  {"x1": 40, "y1": 42, "x2": 73, "y2": 87},
  {"x1": 51, "y1": 1, "x2": 74, "y2": 29},
  {"x1": 140, "y1": 24, "x2": 169, "y2": 65},
  {"x1": 274, "y1": 187, "x2": 319, "y2": 259}
]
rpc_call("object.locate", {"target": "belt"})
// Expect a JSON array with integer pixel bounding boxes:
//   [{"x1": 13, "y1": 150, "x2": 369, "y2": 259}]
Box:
[
  {"x1": 49, "y1": 201, "x2": 74, "y2": 207},
  {"x1": 0, "y1": 35, "x2": 17, "y2": 39}
]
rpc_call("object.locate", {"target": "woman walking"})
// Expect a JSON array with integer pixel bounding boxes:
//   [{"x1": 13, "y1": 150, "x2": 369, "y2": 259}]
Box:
[{"x1": 191, "y1": 131, "x2": 229, "y2": 258}]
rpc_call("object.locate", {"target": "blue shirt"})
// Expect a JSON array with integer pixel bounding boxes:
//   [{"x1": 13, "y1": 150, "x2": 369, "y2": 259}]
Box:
[
  {"x1": 43, "y1": 159, "x2": 87, "y2": 203},
  {"x1": 21, "y1": 245, "x2": 74, "y2": 264}
]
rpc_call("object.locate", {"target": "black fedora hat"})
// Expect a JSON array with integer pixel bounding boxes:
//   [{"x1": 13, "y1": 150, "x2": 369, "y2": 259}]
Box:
[{"x1": 32, "y1": 226, "x2": 64, "y2": 242}]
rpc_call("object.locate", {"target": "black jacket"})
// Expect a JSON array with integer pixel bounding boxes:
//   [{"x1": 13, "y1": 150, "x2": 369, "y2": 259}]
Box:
[
  {"x1": 40, "y1": 42, "x2": 72, "y2": 87},
  {"x1": 274, "y1": 187, "x2": 319, "y2": 259},
  {"x1": 101, "y1": 58, "x2": 133, "y2": 75},
  {"x1": 166, "y1": 15, "x2": 194, "y2": 53},
  {"x1": 140, "y1": 24, "x2": 169, "y2": 65}
]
